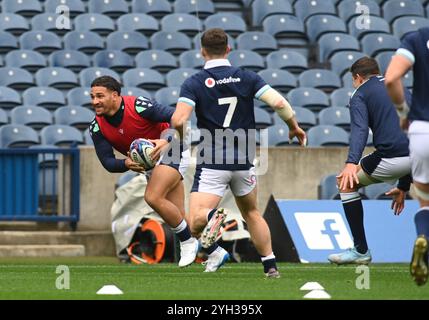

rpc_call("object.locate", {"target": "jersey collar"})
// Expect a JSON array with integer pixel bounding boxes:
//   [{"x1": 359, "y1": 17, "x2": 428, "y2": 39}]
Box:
[{"x1": 204, "y1": 59, "x2": 231, "y2": 69}]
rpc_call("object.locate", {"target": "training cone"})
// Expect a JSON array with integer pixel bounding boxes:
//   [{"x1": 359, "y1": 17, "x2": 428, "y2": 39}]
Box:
[
  {"x1": 96, "y1": 285, "x2": 123, "y2": 295},
  {"x1": 300, "y1": 282, "x2": 324, "y2": 291},
  {"x1": 303, "y1": 289, "x2": 331, "y2": 299}
]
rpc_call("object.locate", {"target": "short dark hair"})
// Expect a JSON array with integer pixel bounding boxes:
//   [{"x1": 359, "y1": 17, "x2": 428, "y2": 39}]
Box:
[
  {"x1": 201, "y1": 28, "x2": 228, "y2": 56},
  {"x1": 91, "y1": 76, "x2": 121, "y2": 95},
  {"x1": 350, "y1": 57, "x2": 380, "y2": 78}
]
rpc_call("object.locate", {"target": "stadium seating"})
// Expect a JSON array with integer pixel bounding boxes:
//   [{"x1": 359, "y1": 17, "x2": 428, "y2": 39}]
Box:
[
  {"x1": 88, "y1": 0, "x2": 129, "y2": 18},
  {"x1": 122, "y1": 87, "x2": 152, "y2": 98},
  {"x1": 122, "y1": 68, "x2": 165, "y2": 90},
  {"x1": 92, "y1": 50, "x2": 135, "y2": 73},
  {"x1": 117, "y1": 13, "x2": 159, "y2": 36},
  {"x1": 44, "y1": 0, "x2": 85, "y2": 18},
  {"x1": 0, "y1": 124, "x2": 39, "y2": 147},
  {"x1": 35, "y1": 67, "x2": 79, "y2": 89},
  {"x1": 40, "y1": 125, "x2": 84, "y2": 146},
  {"x1": 74, "y1": 13, "x2": 115, "y2": 36},
  {"x1": 318, "y1": 107, "x2": 351, "y2": 131},
  {"x1": 67, "y1": 87, "x2": 92, "y2": 108},
  {"x1": 0, "y1": 109, "x2": 7, "y2": 126},
  {"x1": 307, "y1": 125, "x2": 349, "y2": 146},
  {"x1": 79, "y1": 68, "x2": 121, "y2": 87},
  {"x1": 31, "y1": 13, "x2": 70, "y2": 36},
  {"x1": 135, "y1": 50, "x2": 177, "y2": 73},
  {"x1": 330, "y1": 88, "x2": 354, "y2": 108},
  {"x1": 63, "y1": 31, "x2": 105, "y2": 54},
  {"x1": 0, "y1": 31, "x2": 19, "y2": 53},
  {"x1": 0, "y1": 13, "x2": 30, "y2": 35},
  {"x1": 174, "y1": 0, "x2": 215, "y2": 18},
  {"x1": 228, "y1": 50, "x2": 265, "y2": 72},
  {"x1": 348, "y1": 16, "x2": 390, "y2": 40},
  {"x1": 10, "y1": 106, "x2": 53, "y2": 130},
  {"x1": 166, "y1": 68, "x2": 198, "y2": 87},
  {"x1": 361, "y1": 33, "x2": 401, "y2": 57},
  {"x1": 179, "y1": 50, "x2": 205, "y2": 69},
  {"x1": 0, "y1": 86, "x2": 21, "y2": 108},
  {"x1": 298, "y1": 69, "x2": 342, "y2": 93},
  {"x1": 5, "y1": 50, "x2": 47, "y2": 72},
  {"x1": 131, "y1": 0, "x2": 172, "y2": 19},
  {"x1": 22, "y1": 87, "x2": 66, "y2": 109},
  {"x1": 266, "y1": 50, "x2": 308, "y2": 74},
  {"x1": 287, "y1": 87, "x2": 330, "y2": 112},
  {"x1": 2, "y1": 0, "x2": 42, "y2": 18},
  {"x1": 150, "y1": 31, "x2": 192, "y2": 55},
  {"x1": 0, "y1": 67, "x2": 34, "y2": 90},
  {"x1": 251, "y1": 0, "x2": 293, "y2": 27},
  {"x1": 48, "y1": 50, "x2": 91, "y2": 73},
  {"x1": 160, "y1": 13, "x2": 202, "y2": 37},
  {"x1": 266, "y1": 124, "x2": 299, "y2": 146},
  {"x1": 53, "y1": 106, "x2": 95, "y2": 130},
  {"x1": 306, "y1": 15, "x2": 347, "y2": 43},
  {"x1": 338, "y1": 0, "x2": 381, "y2": 23},
  {"x1": 262, "y1": 15, "x2": 308, "y2": 47},
  {"x1": 254, "y1": 108, "x2": 272, "y2": 129},
  {"x1": 236, "y1": 31, "x2": 278, "y2": 55},
  {"x1": 257, "y1": 69, "x2": 297, "y2": 93},
  {"x1": 294, "y1": 0, "x2": 336, "y2": 22},
  {"x1": 318, "y1": 33, "x2": 361, "y2": 62},
  {"x1": 382, "y1": 0, "x2": 425, "y2": 24},
  {"x1": 392, "y1": 16, "x2": 429, "y2": 39},
  {"x1": 106, "y1": 31, "x2": 149, "y2": 55},
  {"x1": 330, "y1": 51, "x2": 367, "y2": 76},
  {"x1": 204, "y1": 13, "x2": 246, "y2": 36},
  {"x1": 154, "y1": 87, "x2": 180, "y2": 107},
  {"x1": 272, "y1": 106, "x2": 317, "y2": 131},
  {"x1": 364, "y1": 182, "x2": 395, "y2": 200}
]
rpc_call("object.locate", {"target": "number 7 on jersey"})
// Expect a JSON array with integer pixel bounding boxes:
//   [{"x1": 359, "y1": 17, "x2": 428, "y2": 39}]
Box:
[{"x1": 218, "y1": 97, "x2": 238, "y2": 128}]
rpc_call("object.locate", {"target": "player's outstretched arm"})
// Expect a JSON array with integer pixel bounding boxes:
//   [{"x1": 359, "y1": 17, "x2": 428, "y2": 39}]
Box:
[{"x1": 258, "y1": 88, "x2": 307, "y2": 146}]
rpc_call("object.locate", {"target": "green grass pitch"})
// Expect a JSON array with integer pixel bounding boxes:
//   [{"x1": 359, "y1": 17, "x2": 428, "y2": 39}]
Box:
[{"x1": 0, "y1": 257, "x2": 428, "y2": 300}]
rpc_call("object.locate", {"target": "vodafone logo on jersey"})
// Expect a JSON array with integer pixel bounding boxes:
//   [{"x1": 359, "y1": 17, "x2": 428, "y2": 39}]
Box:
[{"x1": 205, "y1": 78, "x2": 216, "y2": 88}]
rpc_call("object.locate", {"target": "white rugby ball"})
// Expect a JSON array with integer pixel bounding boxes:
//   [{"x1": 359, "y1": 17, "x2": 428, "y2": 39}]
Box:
[{"x1": 129, "y1": 138, "x2": 156, "y2": 170}]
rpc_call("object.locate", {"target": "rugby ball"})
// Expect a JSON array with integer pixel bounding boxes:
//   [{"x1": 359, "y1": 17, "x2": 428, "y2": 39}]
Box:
[{"x1": 129, "y1": 138, "x2": 156, "y2": 170}]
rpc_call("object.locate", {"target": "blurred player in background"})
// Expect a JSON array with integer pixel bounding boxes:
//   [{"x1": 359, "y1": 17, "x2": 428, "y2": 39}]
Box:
[
  {"x1": 89, "y1": 76, "x2": 198, "y2": 268},
  {"x1": 385, "y1": 27, "x2": 429, "y2": 286},
  {"x1": 171, "y1": 28, "x2": 306, "y2": 277},
  {"x1": 328, "y1": 57, "x2": 412, "y2": 265}
]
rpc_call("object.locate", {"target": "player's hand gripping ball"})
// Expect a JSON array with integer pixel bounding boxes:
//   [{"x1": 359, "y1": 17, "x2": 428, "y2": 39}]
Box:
[{"x1": 129, "y1": 138, "x2": 156, "y2": 170}]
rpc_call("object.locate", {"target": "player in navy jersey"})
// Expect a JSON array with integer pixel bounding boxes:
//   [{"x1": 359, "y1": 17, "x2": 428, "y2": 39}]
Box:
[
  {"x1": 385, "y1": 27, "x2": 429, "y2": 285},
  {"x1": 328, "y1": 57, "x2": 413, "y2": 265},
  {"x1": 171, "y1": 28, "x2": 306, "y2": 277},
  {"x1": 89, "y1": 76, "x2": 199, "y2": 268}
]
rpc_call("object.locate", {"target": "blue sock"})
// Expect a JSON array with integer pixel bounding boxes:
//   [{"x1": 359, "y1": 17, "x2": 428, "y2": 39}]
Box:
[
  {"x1": 171, "y1": 219, "x2": 192, "y2": 242},
  {"x1": 205, "y1": 242, "x2": 219, "y2": 255},
  {"x1": 415, "y1": 208, "x2": 429, "y2": 239}
]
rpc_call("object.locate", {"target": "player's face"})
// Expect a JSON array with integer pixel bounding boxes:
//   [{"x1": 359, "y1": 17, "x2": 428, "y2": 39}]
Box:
[{"x1": 90, "y1": 86, "x2": 117, "y2": 116}]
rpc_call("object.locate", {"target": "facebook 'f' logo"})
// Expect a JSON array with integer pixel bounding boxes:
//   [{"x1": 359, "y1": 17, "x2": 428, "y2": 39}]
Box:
[{"x1": 294, "y1": 212, "x2": 353, "y2": 250}]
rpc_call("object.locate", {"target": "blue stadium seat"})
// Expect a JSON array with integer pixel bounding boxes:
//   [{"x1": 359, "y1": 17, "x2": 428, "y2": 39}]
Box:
[
  {"x1": 0, "y1": 31, "x2": 18, "y2": 53},
  {"x1": 251, "y1": 0, "x2": 293, "y2": 26},
  {"x1": 92, "y1": 50, "x2": 135, "y2": 73},
  {"x1": 54, "y1": 106, "x2": 95, "y2": 130},
  {"x1": 122, "y1": 68, "x2": 165, "y2": 90},
  {"x1": 257, "y1": 69, "x2": 297, "y2": 93},
  {"x1": 262, "y1": 15, "x2": 308, "y2": 47},
  {"x1": 122, "y1": 87, "x2": 152, "y2": 98},
  {"x1": 273, "y1": 106, "x2": 317, "y2": 130},
  {"x1": 375, "y1": 51, "x2": 394, "y2": 74},
  {"x1": 10, "y1": 106, "x2": 53, "y2": 130},
  {"x1": 106, "y1": 31, "x2": 149, "y2": 55},
  {"x1": 135, "y1": 50, "x2": 177, "y2": 73},
  {"x1": 74, "y1": 13, "x2": 115, "y2": 36},
  {"x1": 83, "y1": 128, "x2": 93, "y2": 145},
  {"x1": 307, "y1": 125, "x2": 349, "y2": 146},
  {"x1": 79, "y1": 68, "x2": 121, "y2": 87},
  {"x1": 2, "y1": 0, "x2": 42, "y2": 18},
  {"x1": 361, "y1": 33, "x2": 401, "y2": 56},
  {"x1": 63, "y1": 31, "x2": 105, "y2": 54},
  {"x1": 88, "y1": 0, "x2": 129, "y2": 18},
  {"x1": 318, "y1": 33, "x2": 361, "y2": 62},
  {"x1": 266, "y1": 50, "x2": 308, "y2": 74},
  {"x1": 342, "y1": 72, "x2": 354, "y2": 88},
  {"x1": 403, "y1": 70, "x2": 414, "y2": 89},
  {"x1": 150, "y1": 31, "x2": 192, "y2": 55},
  {"x1": 160, "y1": 13, "x2": 202, "y2": 37},
  {"x1": 0, "y1": 124, "x2": 39, "y2": 147},
  {"x1": 0, "y1": 67, "x2": 34, "y2": 90},
  {"x1": 19, "y1": 31, "x2": 62, "y2": 54},
  {"x1": 392, "y1": 16, "x2": 429, "y2": 39},
  {"x1": 287, "y1": 87, "x2": 330, "y2": 112},
  {"x1": 330, "y1": 88, "x2": 354, "y2": 108},
  {"x1": 193, "y1": 33, "x2": 236, "y2": 50},
  {"x1": 0, "y1": 13, "x2": 29, "y2": 35},
  {"x1": 228, "y1": 50, "x2": 265, "y2": 72},
  {"x1": 174, "y1": 0, "x2": 215, "y2": 18},
  {"x1": 166, "y1": 68, "x2": 198, "y2": 87},
  {"x1": 298, "y1": 69, "x2": 342, "y2": 93},
  {"x1": 266, "y1": 124, "x2": 298, "y2": 146},
  {"x1": 131, "y1": 0, "x2": 172, "y2": 19},
  {"x1": 294, "y1": 0, "x2": 336, "y2": 22},
  {"x1": 117, "y1": 13, "x2": 159, "y2": 36},
  {"x1": 44, "y1": 0, "x2": 85, "y2": 18},
  {"x1": 179, "y1": 50, "x2": 205, "y2": 69},
  {"x1": 22, "y1": 87, "x2": 66, "y2": 109},
  {"x1": 154, "y1": 87, "x2": 180, "y2": 107},
  {"x1": 348, "y1": 16, "x2": 390, "y2": 40},
  {"x1": 40, "y1": 125, "x2": 84, "y2": 147},
  {"x1": 204, "y1": 13, "x2": 246, "y2": 37},
  {"x1": 306, "y1": 15, "x2": 347, "y2": 43},
  {"x1": 318, "y1": 174, "x2": 339, "y2": 199},
  {"x1": 0, "y1": 86, "x2": 21, "y2": 108},
  {"x1": 5, "y1": 50, "x2": 46, "y2": 72},
  {"x1": 338, "y1": 0, "x2": 381, "y2": 23},
  {"x1": 35, "y1": 67, "x2": 79, "y2": 89},
  {"x1": 318, "y1": 107, "x2": 351, "y2": 131},
  {"x1": 364, "y1": 182, "x2": 395, "y2": 199},
  {"x1": 254, "y1": 108, "x2": 273, "y2": 129},
  {"x1": 236, "y1": 31, "x2": 277, "y2": 55},
  {"x1": 48, "y1": 50, "x2": 91, "y2": 73},
  {"x1": 31, "y1": 13, "x2": 70, "y2": 36},
  {"x1": 0, "y1": 109, "x2": 8, "y2": 125},
  {"x1": 330, "y1": 51, "x2": 367, "y2": 76},
  {"x1": 67, "y1": 87, "x2": 92, "y2": 108},
  {"x1": 383, "y1": 0, "x2": 425, "y2": 24}
]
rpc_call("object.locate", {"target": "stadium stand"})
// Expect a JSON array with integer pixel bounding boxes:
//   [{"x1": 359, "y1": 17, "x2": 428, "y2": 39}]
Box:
[
  {"x1": 307, "y1": 125, "x2": 350, "y2": 146},
  {"x1": 40, "y1": 124, "x2": 84, "y2": 146},
  {"x1": 117, "y1": 13, "x2": 159, "y2": 36},
  {"x1": 10, "y1": 106, "x2": 53, "y2": 130},
  {"x1": 106, "y1": 31, "x2": 149, "y2": 55},
  {"x1": 0, "y1": 124, "x2": 39, "y2": 147}
]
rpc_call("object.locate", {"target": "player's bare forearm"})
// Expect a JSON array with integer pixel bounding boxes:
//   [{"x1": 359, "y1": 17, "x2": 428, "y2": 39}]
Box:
[
  {"x1": 385, "y1": 55, "x2": 412, "y2": 105},
  {"x1": 172, "y1": 102, "x2": 193, "y2": 141}
]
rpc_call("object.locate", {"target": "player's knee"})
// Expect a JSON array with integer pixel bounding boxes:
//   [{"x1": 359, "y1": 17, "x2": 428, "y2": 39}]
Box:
[{"x1": 144, "y1": 190, "x2": 158, "y2": 208}]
